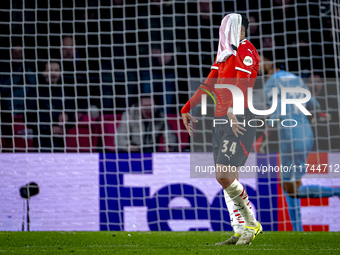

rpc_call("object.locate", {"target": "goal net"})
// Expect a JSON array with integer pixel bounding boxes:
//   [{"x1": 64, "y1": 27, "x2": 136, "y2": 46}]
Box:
[{"x1": 0, "y1": 0, "x2": 340, "y2": 232}]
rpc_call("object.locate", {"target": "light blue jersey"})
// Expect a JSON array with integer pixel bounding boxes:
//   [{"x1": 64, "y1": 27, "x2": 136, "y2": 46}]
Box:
[
  {"x1": 265, "y1": 71, "x2": 340, "y2": 232},
  {"x1": 264, "y1": 70, "x2": 320, "y2": 180}
]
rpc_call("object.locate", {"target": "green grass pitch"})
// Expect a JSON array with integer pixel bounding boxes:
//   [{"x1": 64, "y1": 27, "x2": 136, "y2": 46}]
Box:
[{"x1": 1, "y1": 231, "x2": 339, "y2": 254}]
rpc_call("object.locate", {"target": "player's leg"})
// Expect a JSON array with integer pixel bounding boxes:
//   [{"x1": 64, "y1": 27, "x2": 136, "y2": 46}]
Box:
[
  {"x1": 212, "y1": 126, "x2": 245, "y2": 245},
  {"x1": 215, "y1": 123, "x2": 261, "y2": 244},
  {"x1": 298, "y1": 185, "x2": 340, "y2": 198},
  {"x1": 228, "y1": 111, "x2": 262, "y2": 245},
  {"x1": 281, "y1": 143, "x2": 304, "y2": 231},
  {"x1": 215, "y1": 110, "x2": 262, "y2": 245},
  {"x1": 216, "y1": 169, "x2": 257, "y2": 228},
  {"x1": 223, "y1": 190, "x2": 246, "y2": 235},
  {"x1": 216, "y1": 171, "x2": 262, "y2": 245},
  {"x1": 280, "y1": 127, "x2": 307, "y2": 231},
  {"x1": 212, "y1": 120, "x2": 246, "y2": 245},
  {"x1": 215, "y1": 188, "x2": 248, "y2": 245},
  {"x1": 284, "y1": 177, "x2": 340, "y2": 232},
  {"x1": 293, "y1": 158, "x2": 340, "y2": 198},
  {"x1": 215, "y1": 185, "x2": 245, "y2": 245},
  {"x1": 294, "y1": 131, "x2": 340, "y2": 198},
  {"x1": 215, "y1": 167, "x2": 255, "y2": 245},
  {"x1": 282, "y1": 180, "x2": 303, "y2": 231}
]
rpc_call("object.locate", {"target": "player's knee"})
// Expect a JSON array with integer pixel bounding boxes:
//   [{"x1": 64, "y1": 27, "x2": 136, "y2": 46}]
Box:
[
  {"x1": 216, "y1": 177, "x2": 235, "y2": 189},
  {"x1": 215, "y1": 164, "x2": 238, "y2": 189}
]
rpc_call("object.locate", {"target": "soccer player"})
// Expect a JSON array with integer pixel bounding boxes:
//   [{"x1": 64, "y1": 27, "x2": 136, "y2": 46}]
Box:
[
  {"x1": 260, "y1": 55, "x2": 340, "y2": 231},
  {"x1": 181, "y1": 13, "x2": 262, "y2": 245}
]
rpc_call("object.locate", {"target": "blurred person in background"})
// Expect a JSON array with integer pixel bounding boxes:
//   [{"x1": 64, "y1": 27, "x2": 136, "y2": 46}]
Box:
[
  {"x1": 61, "y1": 36, "x2": 76, "y2": 59},
  {"x1": 60, "y1": 36, "x2": 93, "y2": 113},
  {"x1": 0, "y1": 42, "x2": 37, "y2": 115},
  {"x1": 248, "y1": 15, "x2": 260, "y2": 49},
  {"x1": 37, "y1": 61, "x2": 76, "y2": 152},
  {"x1": 259, "y1": 55, "x2": 339, "y2": 231},
  {"x1": 199, "y1": 0, "x2": 212, "y2": 20},
  {"x1": 262, "y1": 37, "x2": 275, "y2": 48},
  {"x1": 117, "y1": 96, "x2": 178, "y2": 153},
  {"x1": 140, "y1": 45, "x2": 176, "y2": 114},
  {"x1": 249, "y1": 16, "x2": 259, "y2": 36},
  {"x1": 0, "y1": 40, "x2": 37, "y2": 147},
  {"x1": 60, "y1": 36, "x2": 86, "y2": 74}
]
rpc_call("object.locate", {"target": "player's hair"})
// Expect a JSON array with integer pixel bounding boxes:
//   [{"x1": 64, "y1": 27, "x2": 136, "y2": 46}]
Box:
[
  {"x1": 241, "y1": 15, "x2": 249, "y2": 31},
  {"x1": 240, "y1": 15, "x2": 249, "y2": 37}
]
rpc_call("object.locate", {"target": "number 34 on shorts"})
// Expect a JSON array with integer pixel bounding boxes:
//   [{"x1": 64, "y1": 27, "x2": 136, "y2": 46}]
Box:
[{"x1": 221, "y1": 140, "x2": 237, "y2": 155}]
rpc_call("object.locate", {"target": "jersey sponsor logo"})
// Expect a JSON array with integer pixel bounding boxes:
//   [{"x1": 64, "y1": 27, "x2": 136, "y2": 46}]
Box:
[
  {"x1": 248, "y1": 49, "x2": 254, "y2": 54},
  {"x1": 243, "y1": 56, "x2": 253, "y2": 66}
]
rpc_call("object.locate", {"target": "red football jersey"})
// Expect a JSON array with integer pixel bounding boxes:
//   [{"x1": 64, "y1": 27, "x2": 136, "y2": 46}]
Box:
[
  {"x1": 181, "y1": 39, "x2": 260, "y2": 117},
  {"x1": 212, "y1": 39, "x2": 260, "y2": 116}
]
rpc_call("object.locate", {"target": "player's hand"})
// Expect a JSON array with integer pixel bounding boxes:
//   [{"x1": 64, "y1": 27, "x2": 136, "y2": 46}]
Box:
[
  {"x1": 181, "y1": 113, "x2": 198, "y2": 136},
  {"x1": 227, "y1": 112, "x2": 246, "y2": 138}
]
